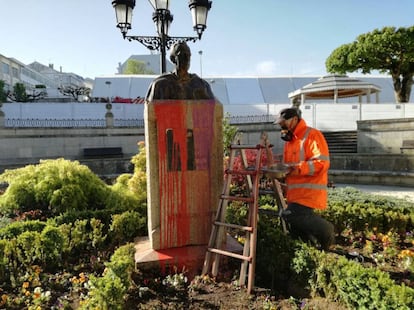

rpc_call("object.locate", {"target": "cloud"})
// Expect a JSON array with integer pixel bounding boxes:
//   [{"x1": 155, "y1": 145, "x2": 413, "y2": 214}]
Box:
[{"x1": 255, "y1": 60, "x2": 278, "y2": 75}]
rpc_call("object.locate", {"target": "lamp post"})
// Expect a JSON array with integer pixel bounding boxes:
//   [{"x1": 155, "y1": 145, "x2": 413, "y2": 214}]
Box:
[
  {"x1": 198, "y1": 50, "x2": 203, "y2": 78},
  {"x1": 112, "y1": 0, "x2": 212, "y2": 74}
]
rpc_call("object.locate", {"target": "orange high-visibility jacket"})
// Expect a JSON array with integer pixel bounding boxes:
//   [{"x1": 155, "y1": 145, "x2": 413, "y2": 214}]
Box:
[{"x1": 283, "y1": 118, "x2": 330, "y2": 210}]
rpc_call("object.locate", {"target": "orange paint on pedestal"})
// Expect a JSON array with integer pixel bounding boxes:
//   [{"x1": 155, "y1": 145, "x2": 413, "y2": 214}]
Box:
[{"x1": 154, "y1": 101, "x2": 216, "y2": 249}]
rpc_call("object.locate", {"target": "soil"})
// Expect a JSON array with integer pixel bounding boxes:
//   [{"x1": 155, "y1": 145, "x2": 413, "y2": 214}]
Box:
[
  {"x1": 130, "y1": 278, "x2": 348, "y2": 309},
  {"x1": 127, "y1": 263, "x2": 349, "y2": 310},
  {"x1": 128, "y1": 241, "x2": 414, "y2": 309}
]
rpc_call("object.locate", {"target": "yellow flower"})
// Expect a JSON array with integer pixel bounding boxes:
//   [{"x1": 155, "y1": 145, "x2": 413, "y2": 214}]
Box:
[
  {"x1": 79, "y1": 272, "x2": 86, "y2": 283},
  {"x1": 22, "y1": 282, "x2": 30, "y2": 289},
  {"x1": 1, "y1": 294, "x2": 8, "y2": 306},
  {"x1": 398, "y1": 249, "x2": 414, "y2": 259},
  {"x1": 33, "y1": 265, "x2": 42, "y2": 275}
]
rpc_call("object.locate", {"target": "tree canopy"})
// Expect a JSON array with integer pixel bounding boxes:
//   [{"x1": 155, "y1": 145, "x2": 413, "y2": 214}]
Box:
[
  {"x1": 123, "y1": 59, "x2": 155, "y2": 75},
  {"x1": 325, "y1": 26, "x2": 414, "y2": 103},
  {"x1": 0, "y1": 80, "x2": 7, "y2": 103},
  {"x1": 58, "y1": 85, "x2": 91, "y2": 101}
]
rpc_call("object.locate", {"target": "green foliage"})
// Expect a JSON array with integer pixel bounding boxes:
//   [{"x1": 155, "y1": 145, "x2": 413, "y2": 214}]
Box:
[
  {"x1": 127, "y1": 141, "x2": 148, "y2": 203},
  {"x1": 58, "y1": 218, "x2": 106, "y2": 254},
  {"x1": 83, "y1": 269, "x2": 126, "y2": 310},
  {"x1": 82, "y1": 243, "x2": 135, "y2": 310},
  {"x1": 310, "y1": 251, "x2": 414, "y2": 309},
  {"x1": 40, "y1": 225, "x2": 64, "y2": 265},
  {"x1": 15, "y1": 231, "x2": 42, "y2": 267},
  {"x1": 0, "y1": 80, "x2": 7, "y2": 103},
  {"x1": 13, "y1": 82, "x2": 28, "y2": 102},
  {"x1": 0, "y1": 220, "x2": 46, "y2": 239},
  {"x1": 325, "y1": 26, "x2": 414, "y2": 102},
  {"x1": 255, "y1": 210, "x2": 296, "y2": 290},
  {"x1": 105, "y1": 243, "x2": 136, "y2": 289},
  {"x1": 123, "y1": 59, "x2": 155, "y2": 75},
  {"x1": 222, "y1": 113, "x2": 239, "y2": 156},
  {"x1": 0, "y1": 239, "x2": 9, "y2": 281},
  {"x1": 51, "y1": 208, "x2": 113, "y2": 227},
  {"x1": 324, "y1": 187, "x2": 414, "y2": 234},
  {"x1": 105, "y1": 181, "x2": 143, "y2": 214},
  {"x1": 109, "y1": 210, "x2": 147, "y2": 244},
  {"x1": 0, "y1": 158, "x2": 111, "y2": 216}
]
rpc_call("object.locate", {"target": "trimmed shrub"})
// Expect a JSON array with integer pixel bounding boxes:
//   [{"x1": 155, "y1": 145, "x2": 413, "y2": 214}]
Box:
[{"x1": 0, "y1": 159, "x2": 111, "y2": 216}]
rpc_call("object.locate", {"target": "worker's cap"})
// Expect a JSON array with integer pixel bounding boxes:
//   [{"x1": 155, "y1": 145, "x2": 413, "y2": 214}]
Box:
[{"x1": 274, "y1": 108, "x2": 300, "y2": 124}]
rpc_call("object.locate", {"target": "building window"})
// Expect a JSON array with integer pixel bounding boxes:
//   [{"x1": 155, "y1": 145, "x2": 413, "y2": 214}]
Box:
[
  {"x1": 1, "y1": 62, "x2": 10, "y2": 75},
  {"x1": 12, "y1": 67, "x2": 19, "y2": 78}
]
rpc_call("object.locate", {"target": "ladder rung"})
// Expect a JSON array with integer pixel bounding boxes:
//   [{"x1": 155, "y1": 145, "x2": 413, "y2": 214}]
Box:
[
  {"x1": 207, "y1": 248, "x2": 252, "y2": 262},
  {"x1": 214, "y1": 221, "x2": 253, "y2": 232},
  {"x1": 230, "y1": 144, "x2": 261, "y2": 150},
  {"x1": 259, "y1": 189, "x2": 275, "y2": 195},
  {"x1": 221, "y1": 195, "x2": 254, "y2": 203},
  {"x1": 225, "y1": 169, "x2": 258, "y2": 176}
]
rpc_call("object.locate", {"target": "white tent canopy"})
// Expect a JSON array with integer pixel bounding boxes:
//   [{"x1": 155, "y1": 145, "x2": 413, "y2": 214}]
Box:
[{"x1": 288, "y1": 75, "x2": 382, "y2": 105}]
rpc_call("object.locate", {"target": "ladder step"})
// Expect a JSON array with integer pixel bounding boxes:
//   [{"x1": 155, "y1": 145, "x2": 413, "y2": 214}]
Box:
[
  {"x1": 225, "y1": 169, "x2": 258, "y2": 176},
  {"x1": 207, "y1": 248, "x2": 252, "y2": 262},
  {"x1": 220, "y1": 195, "x2": 254, "y2": 203},
  {"x1": 214, "y1": 221, "x2": 253, "y2": 232},
  {"x1": 259, "y1": 189, "x2": 275, "y2": 195},
  {"x1": 230, "y1": 144, "x2": 261, "y2": 150}
]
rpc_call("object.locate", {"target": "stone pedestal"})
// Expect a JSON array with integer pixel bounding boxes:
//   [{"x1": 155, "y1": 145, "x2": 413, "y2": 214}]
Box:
[{"x1": 144, "y1": 99, "x2": 223, "y2": 250}]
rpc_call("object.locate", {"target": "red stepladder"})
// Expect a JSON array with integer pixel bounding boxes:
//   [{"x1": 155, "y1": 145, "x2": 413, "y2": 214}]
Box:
[{"x1": 202, "y1": 133, "x2": 288, "y2": 294}]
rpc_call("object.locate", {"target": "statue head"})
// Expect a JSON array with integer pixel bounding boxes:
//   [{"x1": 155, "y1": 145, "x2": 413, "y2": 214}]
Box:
[{"x1": 169, "y1": 41, "x2": 191, "y2": 72}]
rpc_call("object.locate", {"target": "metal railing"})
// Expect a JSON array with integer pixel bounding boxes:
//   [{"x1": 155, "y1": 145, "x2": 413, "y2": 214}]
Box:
[
  {"x1": 4, "y1": 118, "x2": 145, "y2": 128},
  {"x1": 114, "y1": 119, "x2": 145, "y2": 127},
  {"x1": 229, "y1": 115, "x2": 274, "y2": 124},
  {"x1": 4, "y1": 115, "x2": 268, "y2": 128}
]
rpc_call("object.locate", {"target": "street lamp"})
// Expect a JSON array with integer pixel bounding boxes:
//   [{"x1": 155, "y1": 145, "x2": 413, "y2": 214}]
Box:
[
  {"x1": 198, "y1": 50, "x2": 203, "y2": 78},
  {"x1": 112, "y1": 0, "x2": 212, "y2": 73}
]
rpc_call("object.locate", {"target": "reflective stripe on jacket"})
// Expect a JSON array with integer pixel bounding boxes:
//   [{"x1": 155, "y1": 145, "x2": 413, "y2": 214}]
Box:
[{"x1": 283, "y1": 118, "x2": 330, "y2": 210}]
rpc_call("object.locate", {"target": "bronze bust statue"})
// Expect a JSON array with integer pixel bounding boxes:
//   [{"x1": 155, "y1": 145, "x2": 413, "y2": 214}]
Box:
[{"x1": 146, "y1": 41, "x2": 215, "y2": 101}]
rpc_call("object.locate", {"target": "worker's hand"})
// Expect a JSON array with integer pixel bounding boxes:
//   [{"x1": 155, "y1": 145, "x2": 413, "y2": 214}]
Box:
[{"x1": 286, "y1": 164, "x2": 300, "y2": 176}]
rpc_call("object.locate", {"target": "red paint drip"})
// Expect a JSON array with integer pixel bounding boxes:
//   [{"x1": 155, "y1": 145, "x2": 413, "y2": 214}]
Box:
[
  {"x1": 154, "y1": 100, "x2": 216, "y2": 248},
  {"x1": 155, "y1": 102, "x2": 189, "y2": 248}
]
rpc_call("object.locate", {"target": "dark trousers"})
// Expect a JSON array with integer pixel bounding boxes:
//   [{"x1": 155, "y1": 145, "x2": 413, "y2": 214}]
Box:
[{"x1": 283, "y1": 202, "x2": 335, "y2": 250}]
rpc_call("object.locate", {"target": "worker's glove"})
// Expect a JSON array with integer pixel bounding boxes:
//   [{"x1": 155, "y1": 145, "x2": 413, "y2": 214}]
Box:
[{"x1": 286, "y1": 164, "x2": 300, "y2": 176}]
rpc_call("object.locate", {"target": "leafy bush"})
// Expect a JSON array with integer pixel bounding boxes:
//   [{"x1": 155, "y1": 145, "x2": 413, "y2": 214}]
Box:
[
  {"x1": 81, "y1": 243, "x2": 136, "y2": 310},
  {"x1": 0, "y1": 159, "x2": 111, "y2": 216},
  {"x1": 58, "y1": 218, "x2": 106, "y2": 256},
  {"x1": 222, "y1": 112, "x2": 239, "y2": 156},
  {"x1": 105, "y1": 243, "x2": 136, "y2": 289},
  {"x1": 40, "y1": 225, "x2": 65, "y2": 266},
  {"x1": 127, "y1": 141, "x2": 147, "y2": 203},
  {"x1": 324, "y1": 187, "x2": 414, "y2": 234},
  {"x1": 0, "y1": 220, "x2": 46, "y2": 239},
  {"x1": 110, "y1": 211, "x2": 147, "y2": 244},
  {"x1": 256, "y1": 211, "x2": 296, "y2": 291},
  {"x1": 309, "y1": 249, "x2": 414, "y2": 309}
]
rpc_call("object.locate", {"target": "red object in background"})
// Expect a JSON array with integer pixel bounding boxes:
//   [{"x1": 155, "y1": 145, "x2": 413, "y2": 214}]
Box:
[{"x1": 112, "y1": 96, "x2": 145, "y2": 104}]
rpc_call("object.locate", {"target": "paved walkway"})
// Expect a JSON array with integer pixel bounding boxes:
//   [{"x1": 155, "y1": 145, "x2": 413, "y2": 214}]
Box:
[{"x1": 336, "y1": 183, "x2": 414, "y2": 203}]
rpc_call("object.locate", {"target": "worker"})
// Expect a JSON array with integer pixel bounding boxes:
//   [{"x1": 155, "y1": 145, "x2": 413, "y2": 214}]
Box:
[{"x1": 275, "y1": 107, "x2": 335, "y2": 250}]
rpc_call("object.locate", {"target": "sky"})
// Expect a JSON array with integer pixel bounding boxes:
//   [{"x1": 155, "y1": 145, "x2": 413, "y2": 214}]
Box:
[{"x1": 1, "y1": 0, "x2": 413, "y2": 79}]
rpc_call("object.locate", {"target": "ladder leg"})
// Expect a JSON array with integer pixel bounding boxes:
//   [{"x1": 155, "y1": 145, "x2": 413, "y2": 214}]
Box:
[
  {"x1": 272, "y1": 179, "x2": 288, "y2": 234},
  {"x1": 202, "y1": 144, "x2": 262, "y2": 294},
  {"x1": 203, "y1": 148, "x2": 237, "y2": 276},
  {"x1": 239, "y1": 232, "x2": 250, "y2": 286}
]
